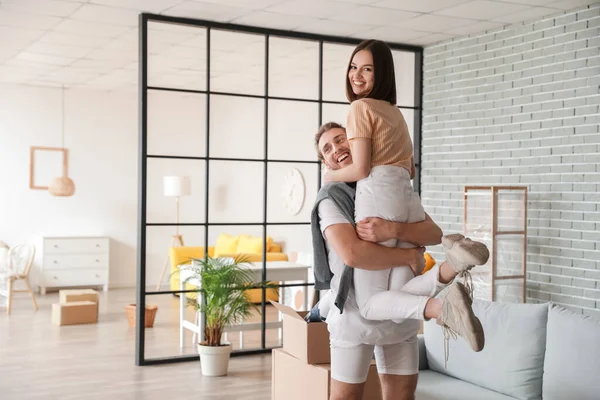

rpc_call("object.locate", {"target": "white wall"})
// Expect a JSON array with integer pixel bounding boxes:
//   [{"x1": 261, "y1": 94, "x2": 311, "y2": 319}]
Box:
[
  {"x1": 143, "y1": 89, "x2": 321, "y2": 288},
  {"x1": 0, "y1": 83, "x2": 319, "y2": 289},
  {"x1": 0, "y1": 83, "x2": 138, "y2": 288}
]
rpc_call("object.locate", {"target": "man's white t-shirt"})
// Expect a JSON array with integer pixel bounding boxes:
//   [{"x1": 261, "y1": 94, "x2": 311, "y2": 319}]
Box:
[{"x1": 318, "y1": 198, "x2": 420, "y2": 345}]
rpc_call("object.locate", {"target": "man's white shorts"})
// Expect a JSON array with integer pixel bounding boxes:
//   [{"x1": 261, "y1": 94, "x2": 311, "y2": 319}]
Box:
[{"x1": 330, "y1": 336, "x2": 419, "y2": 384}]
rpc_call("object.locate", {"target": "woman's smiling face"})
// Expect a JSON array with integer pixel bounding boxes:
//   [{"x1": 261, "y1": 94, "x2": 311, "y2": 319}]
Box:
[{"x1": 348, "y1": 49, "x2": 374, "y2": 98}]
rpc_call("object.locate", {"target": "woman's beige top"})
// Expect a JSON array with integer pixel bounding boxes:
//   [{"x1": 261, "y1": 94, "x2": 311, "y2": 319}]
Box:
[{"x1": 346, "y1": 98, "x2": 413, "y2": 172}]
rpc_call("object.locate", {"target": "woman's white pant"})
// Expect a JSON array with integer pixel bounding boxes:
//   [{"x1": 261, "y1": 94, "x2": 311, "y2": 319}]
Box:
[
  {"x1": 321, "y1": 265, "x2": 449, "y2": 383},
  {"x1": 353, "y1": 165, "x2": 431, "y2": 321}
]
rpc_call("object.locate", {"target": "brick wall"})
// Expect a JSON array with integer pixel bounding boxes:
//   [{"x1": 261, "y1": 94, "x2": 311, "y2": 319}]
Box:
[{"x1": 421, "y1": 5, "x2": 600, "y2": 316}]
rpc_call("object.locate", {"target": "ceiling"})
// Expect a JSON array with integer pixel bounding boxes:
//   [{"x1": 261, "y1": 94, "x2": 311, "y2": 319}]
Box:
[{"x1": 0, "y1": 0, "x2": 597, "y2": 91}]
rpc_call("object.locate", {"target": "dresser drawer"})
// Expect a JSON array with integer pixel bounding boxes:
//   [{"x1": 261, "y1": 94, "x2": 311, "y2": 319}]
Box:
[
  {"x1": 43, "y1": 254, "x2": 109, "y2": 270},
  {"x1": 42, "y1": 269, "x2": 107, "y2": 287},
  {"x1": 44, "y1": 238, "x2": 109, "y2": 255}
]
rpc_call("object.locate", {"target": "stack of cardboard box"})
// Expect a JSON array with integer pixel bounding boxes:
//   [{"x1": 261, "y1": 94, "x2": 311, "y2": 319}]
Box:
[
  {"x1": 51, "y1": 289, "x2": 99, "y2": 326},
  {"x1": 270, "y1": 301, "x2": 382, "y2": 400}
]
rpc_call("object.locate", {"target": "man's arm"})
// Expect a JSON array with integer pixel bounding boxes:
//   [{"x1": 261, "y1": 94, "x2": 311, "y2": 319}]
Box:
[
  {"x1": 356, "y1": 212, "x2": 442, "y2": 246},
  {"x1": 323, "y1": 223, "x2": 425, "y2": 274}
]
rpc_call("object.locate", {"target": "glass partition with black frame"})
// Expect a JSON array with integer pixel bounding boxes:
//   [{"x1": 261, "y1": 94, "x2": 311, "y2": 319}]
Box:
[{"x1": 137, "y1": 12, "x2": 423, "y2": 366}]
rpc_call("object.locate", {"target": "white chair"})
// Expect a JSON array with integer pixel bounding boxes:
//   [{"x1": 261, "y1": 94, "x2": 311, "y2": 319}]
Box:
[{"x1": 1, "y1": 244, "x2": 38, "y2": 315}]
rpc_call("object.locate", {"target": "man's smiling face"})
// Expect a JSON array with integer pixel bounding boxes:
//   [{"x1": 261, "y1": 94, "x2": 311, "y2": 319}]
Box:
[{"x1": 318, "y1": 127, "x2": 353, "y2": 171}]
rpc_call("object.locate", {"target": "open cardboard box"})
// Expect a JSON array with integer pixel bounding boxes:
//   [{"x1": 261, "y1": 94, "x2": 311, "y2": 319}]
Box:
[
  {"x1": 270, "y1": 300, "x2": 330, "y2": 364},
  {"x1": 272, "y1": 348, "x2": 382, "y2": 400}
]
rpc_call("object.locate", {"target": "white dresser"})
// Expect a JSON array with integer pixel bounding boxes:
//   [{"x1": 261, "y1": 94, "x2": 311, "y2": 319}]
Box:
[{"x1": 40, "y1": 237, "x2": 110, "y2": 295}]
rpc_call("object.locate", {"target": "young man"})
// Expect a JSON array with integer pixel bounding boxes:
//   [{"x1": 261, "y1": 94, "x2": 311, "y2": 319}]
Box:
[{"x1": 312, "y1": 122, "x2": 487, "y2": 400}]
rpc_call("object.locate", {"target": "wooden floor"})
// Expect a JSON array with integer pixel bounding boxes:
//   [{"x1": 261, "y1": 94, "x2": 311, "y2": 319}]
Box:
[{"x1": 0, "y1": 288, "x2": 277, "y2": 400}]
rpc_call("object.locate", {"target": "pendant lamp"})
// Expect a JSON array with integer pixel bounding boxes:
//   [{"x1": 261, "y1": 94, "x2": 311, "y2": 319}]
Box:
[{"x1": 49, "y1": 86, "x2": 75, "y2": 197}]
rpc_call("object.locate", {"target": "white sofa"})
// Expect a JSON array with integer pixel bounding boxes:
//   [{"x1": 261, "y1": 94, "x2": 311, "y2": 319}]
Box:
[{"x1": 416, "y1": 301, "x2": 600, "y2": 400}]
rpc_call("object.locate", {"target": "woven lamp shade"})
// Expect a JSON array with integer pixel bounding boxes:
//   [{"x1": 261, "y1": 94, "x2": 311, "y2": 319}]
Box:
[{"x1": 49, "y1": 176, "x2": 75, "y2": 197}]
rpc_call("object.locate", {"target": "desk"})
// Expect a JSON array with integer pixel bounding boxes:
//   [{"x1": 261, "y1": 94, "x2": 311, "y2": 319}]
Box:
[{"x1": 179, "y1": 260, "x2": 311, "y2": 348}]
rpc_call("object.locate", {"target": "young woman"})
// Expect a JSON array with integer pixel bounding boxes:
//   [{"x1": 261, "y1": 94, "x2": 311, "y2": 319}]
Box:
[{"x1": 323, "y1": 40, "x2": 489, "y2": 350}]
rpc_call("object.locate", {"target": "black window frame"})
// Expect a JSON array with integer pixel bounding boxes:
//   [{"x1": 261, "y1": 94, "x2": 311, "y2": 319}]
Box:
[{"x1": 136, "y1": 12, "x2": 423, "y2": 366}]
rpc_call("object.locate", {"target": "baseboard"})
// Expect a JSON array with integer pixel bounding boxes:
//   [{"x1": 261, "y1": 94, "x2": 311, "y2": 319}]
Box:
[
  {"x1": 108, "y1": 282, "x2": 174, "y2": 292},
  {"x1": 107, "y1": 282, "x2": 137, "y2": 289}
]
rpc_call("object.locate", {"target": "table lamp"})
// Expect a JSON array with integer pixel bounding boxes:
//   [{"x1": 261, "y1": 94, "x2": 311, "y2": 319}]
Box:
[{"x1": 156, "y1": 176, "x2": 191, "y2": 290}]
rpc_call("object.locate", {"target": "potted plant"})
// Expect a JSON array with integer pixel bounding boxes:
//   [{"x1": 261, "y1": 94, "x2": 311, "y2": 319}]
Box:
[{"x1": 182, "y1": 255, "x2": 276, "y2": 377}]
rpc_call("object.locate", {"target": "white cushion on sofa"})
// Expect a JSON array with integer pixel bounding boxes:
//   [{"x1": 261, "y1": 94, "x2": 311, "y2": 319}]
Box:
[
  {"x1": 416, "y1": 370, "x2": 515, "y2": 400},
  {"x1": 424, "y1": 300, "x2": 548, "y2": 400},
  {"x1": 543, "y1": 304, "x2": 600, "y2": 400}
]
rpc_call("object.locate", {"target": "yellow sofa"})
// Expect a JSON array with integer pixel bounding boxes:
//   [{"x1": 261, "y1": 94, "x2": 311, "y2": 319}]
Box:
[{"x1": 169, "y1": 235, "x2": 287, "y2": 303}]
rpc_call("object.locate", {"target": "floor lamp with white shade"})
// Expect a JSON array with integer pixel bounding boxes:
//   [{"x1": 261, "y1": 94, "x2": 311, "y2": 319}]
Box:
[{"x1": 156, "y1": 176, "x2": 191, "y2": 290}]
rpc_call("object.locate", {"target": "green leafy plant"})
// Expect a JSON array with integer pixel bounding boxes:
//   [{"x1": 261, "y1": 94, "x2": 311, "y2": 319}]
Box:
[{"x1": 182, "y1": 256, "x2": 277, "y2": 347}]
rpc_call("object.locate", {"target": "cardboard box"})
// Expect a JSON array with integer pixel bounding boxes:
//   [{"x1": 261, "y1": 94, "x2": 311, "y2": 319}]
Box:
[
  {"x1": 272, "y1": 348, "x2": 382, "y2": 400},
  {"x1": 52, "y1": 301, "x2": 98, "y2": 326},
  {"x1": 270, "y1": 300, "x2": 330, "y2": 364},
  {"x1": 59, "y1": 289, "x2": 99, "y2": 315}
]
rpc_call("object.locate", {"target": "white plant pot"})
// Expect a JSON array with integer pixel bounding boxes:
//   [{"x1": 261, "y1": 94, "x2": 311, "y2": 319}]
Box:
[{"x1": 198, "y1": 343, "x2": 232, "y2": 377}]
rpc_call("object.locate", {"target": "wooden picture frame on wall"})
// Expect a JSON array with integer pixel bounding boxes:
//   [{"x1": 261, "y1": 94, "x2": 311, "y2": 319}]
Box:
[{"x1": 29, "y1": 146, "x2": 69, "y2": 190}]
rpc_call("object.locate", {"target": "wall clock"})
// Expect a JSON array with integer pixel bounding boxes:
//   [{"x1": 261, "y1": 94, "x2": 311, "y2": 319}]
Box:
[{"x1": 282, "y1": 168, "x2": 305, "y2": 216}]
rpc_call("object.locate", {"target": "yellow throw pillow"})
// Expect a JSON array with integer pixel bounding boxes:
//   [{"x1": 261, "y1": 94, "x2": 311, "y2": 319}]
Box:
[
  {"x1": 423, "y1": 252, "x2": 436, "y2": 274},
  {"x1": 237, "y1": 235, "x2": 274, "y2": 254},
  {"x1": 266, "y1": 236, "x2": 275, "y2": 252},
  {"x1": 214, "y1": 233, "x2": 240, "y2": 257}
]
